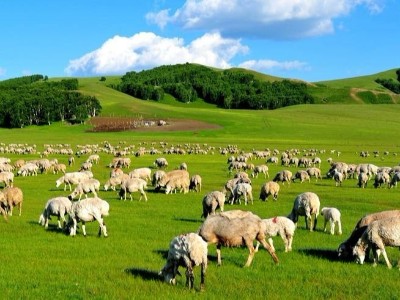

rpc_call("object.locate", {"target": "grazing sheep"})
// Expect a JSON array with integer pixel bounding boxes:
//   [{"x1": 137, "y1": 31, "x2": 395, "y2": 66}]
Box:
[
  {"x1": 251, "y1": 164, "x2": 269, "y2": 178},
  {"x1": 68, "y1": 156, "x2": 75, "y2": 166},
  {"x1": 320, "y1": 207, "x2": 342, "y2": 235},
  {"x1": 179, "y1": 162, "x2": 188, "y2": 171},
  {"x1": 389, "y1": 172, "x2": 400, "y2": 188},
  {"x1": 198, "y1": 210, "x2": 279, "y2": 267},
  {"x1": 104, "y1": 174, "x2": 130, "y2": 191},
  {"x1": 201, "y1": 191, "x2": 225, "y2": 218},
  {"x1": 0, "y1": 171, "x2": 14, "y2": 188},
  {"x1": 357, "y1": 172, "x2": 369, "y2": 188},
  {"x1": 337, "y1": 210, "x2": 400, "y2": 259},
  {"x1": 52, "y1": 163, "x2": 66, "y2": 174},
  {"x1": 156, "y1": 170, "x2": 190, "y2": 194},
  {"x1": 189, "y1": 174, "x2": 202, "y2": 192},
  {"x1": 154, "y1": 157, "x2": 168, "y2": 169},
  {"x1": 159, "y1": 233, "x2": 207, "y2": 290},
  {"x1": 0, "y1": 187, "x2": 23, "y2": 216},
  {"x1": 67, "y1": 197, "x2": 109, "y2": 237},
  {"x1": 79, "y1": 161, "x2": 92, "y2": 171},
  {"x1": 331, "y1": 169, "x2": 344, "y2": 186},
  {"x1": 38, "y1": 197, "x2": 72, "y2": 229},
  {"x1": 287, "y1": 192, "x2": 320, "y2": 231},
  {"x1": 152, "y1": 170, "x2": 166, "y2": 188},
  {"x1": 110, "y1": 167, "x2": 124, "y2": 178},
  {"x1": 306, "y1": 167, "x2": 322, "y2": 182},
  {"x1": 129, "y1": 167, "x2": 152, "y2": 182},
  {"x1": 259, "y1": 181, "x2": 280, "y2": 201},
  {"x1": 255, "y1": 216, "x2": 296, "y2": 252},
  {"x1": 232, "y1": 182, "x2": 253, "y2": 205},
  {"x1": 17, "y1": 162, "x2": 38, "y2": 176},
  {"x1": 119, "y1": 178, "x2": 148, "y2": 201},
  {"x1": 292, "y1": 170, "x2": 310, "y2": 183},
  {"x1": 353, "y1": 217, "x2": 400, "y2": 268},
  {"x1": 272, "y1": 170, "x2": 292, "y2": 185},
  {"x1": 56, "y1": 171, "x2": 92, "y2": 191},
  {"x1": 68, "y1": 178, "x2": 101, "y2": 200},
  {"x1": 373, "y1": 172, "x2": 390, "y2": 188}
]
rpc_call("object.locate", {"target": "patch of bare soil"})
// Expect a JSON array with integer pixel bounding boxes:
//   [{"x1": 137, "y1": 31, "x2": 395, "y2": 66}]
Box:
[{"x1": 88, "y1": 117, "x2": 221, "y2": 132}]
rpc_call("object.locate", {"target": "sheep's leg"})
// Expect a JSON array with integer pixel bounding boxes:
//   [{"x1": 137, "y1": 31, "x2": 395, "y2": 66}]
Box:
[
  {"x1": 337, "y1": 221, "x2": 342, "y2": 235},
  {"x1": 216, "y1": 244, "x2": 222, "y2": 266},
  {"x1": 200, "y1": 263, "x2": 206, "y2": 291},
  {"x1": 244, "y1": 240, "x2": 256, "y2": 267},
  {"x1": 323, "y1": 219, "x2": 328, "y2": 232},
  {"x1": 142, "y1": 190, "x2": 148, "y2": 202},
  {"x1": 82, "y1": 222, "x2": 87, "y2": 236},
  {"x1": 380, "y1": 248, "x2": 392, "y2": 269},
  {"x1": 286, "y1": 235, "x2": 293, "y2": 252},
  {"x1": 185, "y1": 267, "x2": 194, "y2": 289},
  {"x1": 330, "y1": 220, "x2": 335, "y2": 235}
]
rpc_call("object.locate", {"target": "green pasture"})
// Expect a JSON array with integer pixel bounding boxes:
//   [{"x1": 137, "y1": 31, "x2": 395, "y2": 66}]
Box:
[{"x1": 1, "y1": 78, "x2": 400, "y2": 299}]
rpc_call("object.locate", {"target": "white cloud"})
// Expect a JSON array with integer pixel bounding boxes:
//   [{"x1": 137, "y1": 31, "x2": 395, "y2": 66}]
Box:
[
  {"x1": 65, "y1": 32, "x2": 248, "y2": 76},
  {"x1": 147, "y1": 0, "x2": 385, "y2": 39},
  {"x1": 239, "y1": 59, "x2": 309, "y2": 72}
]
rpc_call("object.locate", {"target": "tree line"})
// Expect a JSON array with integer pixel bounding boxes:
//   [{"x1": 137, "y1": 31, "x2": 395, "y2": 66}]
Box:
[
  {"x1": 0, "y1": 75, "x2": 101, "y2": 128},
  {"x1": 112, "y1": 63, "x2": 314, "y2": 109},
  {"x1": 375, "y1": 69, "x2": 400, "y2": 94}
]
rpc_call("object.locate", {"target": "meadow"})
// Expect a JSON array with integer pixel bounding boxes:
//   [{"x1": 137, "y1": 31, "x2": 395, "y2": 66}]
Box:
[{"x1": 1, "y1": 77, "x2": 400, "y2": 299}]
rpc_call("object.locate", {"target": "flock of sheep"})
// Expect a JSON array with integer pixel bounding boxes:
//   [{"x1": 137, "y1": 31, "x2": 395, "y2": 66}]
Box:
[{"x1": 1, "y1": 142, "x2": 400, "y2": 291}]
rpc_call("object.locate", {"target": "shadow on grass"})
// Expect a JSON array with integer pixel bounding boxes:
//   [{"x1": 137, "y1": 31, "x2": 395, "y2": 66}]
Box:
[
  {"x1": 125, "y1": 267, "x2": 161, "y2": 281},
  {"x1": 172, "y1": 216, "x2": 203, "y2": 223},
  {"x1": 299, "y1": 248, "x2": 342, "y2": 262}
]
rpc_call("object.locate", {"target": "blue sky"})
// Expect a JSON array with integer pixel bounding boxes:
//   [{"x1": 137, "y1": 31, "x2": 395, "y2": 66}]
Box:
[{"x1": 0, "y1": 0, "x2": 398, "y2": 82}]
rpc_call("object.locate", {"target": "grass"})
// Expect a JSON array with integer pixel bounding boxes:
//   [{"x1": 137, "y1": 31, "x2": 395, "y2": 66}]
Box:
[{"x1": 1, "y1": 76, "x2": 400, "y2": 299}]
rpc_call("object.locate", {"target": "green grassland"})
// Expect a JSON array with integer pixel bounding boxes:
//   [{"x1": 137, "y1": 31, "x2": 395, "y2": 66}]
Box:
[{"x1": 1, "y1": 73, "x2": 400, "y2": 299}]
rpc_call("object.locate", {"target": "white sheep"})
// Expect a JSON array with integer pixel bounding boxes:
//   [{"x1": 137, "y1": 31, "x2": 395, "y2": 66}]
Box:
[
  {"x1": 68, "y1": 178, "x2": 101, "y2": 200},
  {"x1": 287, "y1": 192, "x2": 320, "y2": 231},
  {"x1": 232, "y1": 182, "x2": 253, "y2": 205},
  {"x1": 154, "y1": 157, "x2": 168, "y2": 169},
  {"x1": 353, "y1": 217, "x2": 400, "y2": 268},
  {"x1": 320, "y1": 207, "x2": 342, "y2": 235},
  {"x1": 67, "y1": 197, "x2": 109, "y2": 237},
  {"x1": 201, "y1": 191, "x2": 225, "y2": 218},
  {"x1": 119, "y1": 178, "x2": 148, "y2": 201},
  {"x1": 55, "y1": 171, "x2": 92, "y2": 191},
  {"x1": 357, "y1": 172, "x2": 369, "y2": 188},
  {"x1": 331, "y1": 169, "x2": 344, "y2": 186},
  {"x1": 189, "y1": 174, "x2": 202, "y2": 192},
  {"x1": 129, "y1": 167, "x2": 152, "y2": 182},
  {"x1": 159, "y1": 233, "x2": 207, "y2": 290},
  {"x1": 152, "y1": 170, "x2": 166, "y2": 189},
  {"x1": 198, "y1": 210, "x2": 279, "y2": 267},
  {"x1": 292, "y1": 170, "x2": 310, "y2": 183},
  {"x1": 272, "y1": 170, "x2": 292, "y2": 185},
  {"x1": 156, "y1": 170, "x2": 190, "y2": 194},
  {"x1": 38, "y1": 197, "x2": 72, "y2": 229},
  {"x1": 251, "y1": 165, "x2": 269, "y2": 178},
  {"x1": 0, "y1": 187, "x2": 23, "y2": 216},
  {"x1": 0, "y1": 171, "x2": 14, "y2": 188},
  {"x1": 17, "y1": 162, "x2": 38, "y2": 176},
  {"x1": 259, "y1": 181, "x2": 280, "y2": 201},
  {"x1": 373, "y1": 171, "x2": 390, "y2": 188},
  {"x1": 306, "y1": 167, "x2": 322, "y2": 182},
  {"x1": 255, "y1": 216, "x2": 296, "y2": 252},
  {"x1": 104, "y1": 174, "x2": 130, "y2": 191}
]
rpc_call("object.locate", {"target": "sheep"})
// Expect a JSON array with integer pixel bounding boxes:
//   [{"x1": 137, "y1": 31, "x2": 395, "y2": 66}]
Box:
[
  {"x1": 259, "y1": 181, "x2": 280, "y2": 201},
  {"x1": 251, "y1": 164, "x2": 269, "y2": 178},
  {"x1": 110, "y1": 167, "x2": 124, "y2": 178},
  {"x1": 119, "y1": 178, "x2": 148, "y2": 201},
  {"x1": 67, "y1": 197, "x2": 109, "y2": 237},
  {"x1": 0, "y1": 187, "x2": 23, "y2": 216},
  {"x1": 389, "y1": 172, "x2": 400, "y2": 188},
  {"x1": 129, "y1": 167, "x2": 152, "y2": 182},
  {"x1": 287, "y1": 192, "x2": 320, "y2": 231},
  {"x1": 68, "y1": 156, "x2": 75, "y2": 166},
  {"x1": 198, "y1": 210, "x2": 279, "y2": 267},
  {"x1": 353, "y1": 217, "x2": 400, "y2": 268},
  {"x1": 320, "y1": 207, "x2": 342, "y2": 235},
  {"x1": 55, "y1": 171, "x2": 92, "y2": 191},
  {"x1": 0, "y1": 171, "x2": 14, "y2": 188},
  {"x1": 52, "y1": 163, "x2": 66, "y2": 174},
  {"x1": 87, "y1": 154, "x2": 100, "y2": 164},
  {"x1": 337, "y1": 210, "x2": 400, "y2": 259},
  {"x1": 79, "y1": 161, "x2": 92, "y2": 171},
  {"x1": 17, "y1": 162, "x2": 38, "y2": 176},
  {"x1": 159, "y1": 233, "x2": 207, "y2": 290},
  {"x1": 306, "y1": 167, "x2": 322, "y2": 182},
  {"x1": 272, "y1": 170, "x2": 292, "y2": 185},
  {"x1": 331, "y1": 169, "x2": 344, "y2": 186},
  {"x1": 68, "y1": 178, "x2": 101, "y2": 200},
  {"x1": 179, "y1": 162, "x2": 188, "y2": 171},
  {"x1": 232, "y1": 182, "x2": 253, "y2": 205},
  {"x1": 104, "y1": 174, "x2": 130, "y2": 191},
  {"x1": 156, "y1": 170, "x2": 190, "y2": 194},
  {"x1": 189, "y1": 174, "x2": 202, "y2": 192},
  {"x1": 357, "y1": 172, "x2": 369, "y2": 188},
  {"x1": 201, "y1": 191, "x2": 225, "y2": 218},
  {"x1": 255, "y1": 216, "x2": 296, "y2": 252},
  {"x1": 154, "y1": 157, "x2": 168, "y2": 169},
  {"x1": 38, "y1": 197, "x2": 72, "y2": 229},
  {"x1": 373, "y1": 172, "x2": 390, "y2": 188},
  {"x1": 152, "y1": 170, "x2": 166, "y2": 188},
  {"x1": 292, "y1": 170, "x2": 310, "y2": 183}
]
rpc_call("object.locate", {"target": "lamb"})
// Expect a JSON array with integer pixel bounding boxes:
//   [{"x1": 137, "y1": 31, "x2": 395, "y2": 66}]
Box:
[
  {"x1": 259, "y1": 181, "x2": 280, "y2": 201},
  {"x1": 353, "y1": 217, "x2": 400, "y2": 268},
  {"x1": 201, "y1": 191, "x2": 225, "y2": 218},
  {"x1": 0, "y1": 171, "x2": 14, "y2": 188},
  {"x1": 272, "y1": 170, "x2": 292, "y2": 185},
  {"x1": 198, "y1": 210, "x2": 279, "y2": 267},
  {"x1": 55, "y1": 171, "x2": 92, "y2": 191},
  {"x1": 292, "y1": 170, "x2": 310, "y2": 183},
  {"x1": 320, "y1": 207, "x2": 342, "y2": 235},
  {"x1": 287, "y1": 192, "x2": 320, "y2": 231},
  {"x1": 0, "y1": 187, "x2": 23, "y2": 216},
  {"x1": 251, "y1": 165, "x2": 269, "y2": 178},
  {"x1": 129, "y1": 167, "x2": 152, "y2": 182},
  {"x1": 38, "y1": 196, "x2": 72, "y2": 229},
  {"x1": 67, "y1": 197, "x2": 109, "y2": 237},
  {"x1": 255, "y1": 216, "x2": 296, "y2": 252},
  {"x1": 68, "y1": 178, "x2": 101, "y2": 200},
  {"x1": 337, "y1": 210, "x2": 400, "y2": 259},
  {"x1": 119, "y1": 177, "x2": 148, "y2": 201},
  {"x1": 159, "y1": 233, "x2": 207, "y2": 290},
  {"x1": 232, "y1": 182, "x2": 253, "y2": 205},
  {"x1": 189, "y1": 174, "x2": 202, "y2": 192}
]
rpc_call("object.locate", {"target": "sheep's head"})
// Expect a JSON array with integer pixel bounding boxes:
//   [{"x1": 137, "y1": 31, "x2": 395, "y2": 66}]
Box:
[
  {"x1": 353, "y1": 240, "x2": 367, "y2": 264},
  {"x1": 159, "y1": 262, "x2": 180, "y2": 285}
]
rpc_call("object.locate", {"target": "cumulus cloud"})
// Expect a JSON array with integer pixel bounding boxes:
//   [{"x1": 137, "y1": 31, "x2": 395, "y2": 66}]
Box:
[
  {"x1": 239, "y1": 59, "x2": 309, "y2": 72},
  {"x1": 65, "y1": 32, "x2": 248, "y2": 76},
  {"x1": 146, "y1": 0, "x2": 385, "y2": 39}
]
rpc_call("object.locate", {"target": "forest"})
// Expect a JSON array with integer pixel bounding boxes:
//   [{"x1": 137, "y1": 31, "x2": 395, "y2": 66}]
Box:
[
  {"x1": 0, "y1": 75, "x2": 101, "y2": 128},
  {"x1": 113, "y1": 63, "x2": 315, "y2": 109}
]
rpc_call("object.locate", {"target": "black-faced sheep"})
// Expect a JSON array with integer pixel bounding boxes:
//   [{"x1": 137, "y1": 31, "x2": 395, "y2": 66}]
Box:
[
  {"x1": 0, "y1": 187, "x2": 23, "y2": 216},
  {"x1": 255, "y1": 216, "x2": 296, "y2": 252},
  {"x1": 38, "y1": 197, "x2": 72, "y2": 229},
  {"x1": 320, "y1": 207, "x2": 342, "y2": 235},
  {"x1": 259, "y1": 181, "x2": 280, "y2": 201},
  {"x1": 159, "y1": 233, "x2": 207, "y2": 290},
  {"x1": 201, "y1": 191, "x2": 225, "y2": 218},
  {"x1": 198, "y1": 210, "x2": 279, "y2": 267},
  {"x1": 67, "y1": 197, "x2": 109, "y2": 237},
  {"x1": 287, "y1": 192, "x2": 320, "y2": 231},
  {"x1": 353, "y1": 217, "x2": 400, "y2": 268}
]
